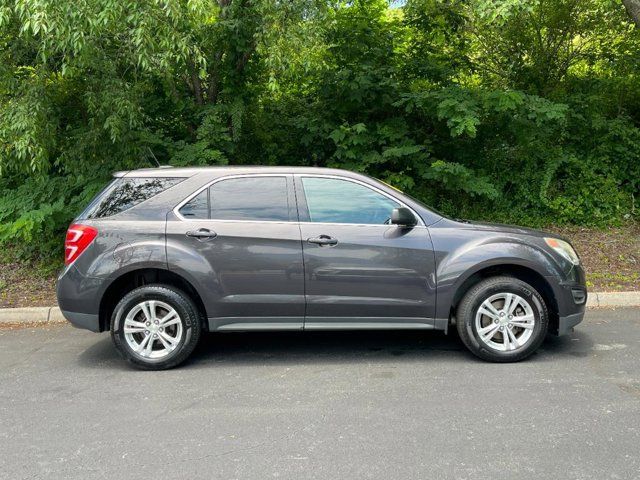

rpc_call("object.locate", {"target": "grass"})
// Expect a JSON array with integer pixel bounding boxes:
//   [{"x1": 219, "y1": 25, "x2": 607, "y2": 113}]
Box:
[
  {"x1": 549, "y1": 223, "x2": 639, "y2": 292},
  {"x1": 585, "y1": 272, "x2": 640, "y2": 290},
  {"x1": 0, "y1": 250, "x2": 61, "y2": 308}
]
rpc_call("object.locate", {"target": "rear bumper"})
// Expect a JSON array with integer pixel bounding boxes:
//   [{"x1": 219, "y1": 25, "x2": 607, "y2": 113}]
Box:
[
  {"x1": 57, "y1": 265, "x2": 103, "y2": 332},
  {"x1": 61, "y1": 310, "x2": 101, "y2": 332}
]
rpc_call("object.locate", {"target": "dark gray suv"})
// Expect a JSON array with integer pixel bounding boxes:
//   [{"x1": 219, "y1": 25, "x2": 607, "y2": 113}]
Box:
[{"x1": 57, "y1": 166, "x2": 586, "y2": 369}]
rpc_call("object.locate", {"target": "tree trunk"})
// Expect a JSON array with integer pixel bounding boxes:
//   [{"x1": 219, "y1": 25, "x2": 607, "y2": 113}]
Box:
[
  {"x1": 207, "y1": 51, "x2": 223, "y2": 105},
  {"x1": 189, "y1": 67, "x2": 204, "y2": 106},
  {"x1": 623, "y1": 0, "x2": 640, "y2": 27}
]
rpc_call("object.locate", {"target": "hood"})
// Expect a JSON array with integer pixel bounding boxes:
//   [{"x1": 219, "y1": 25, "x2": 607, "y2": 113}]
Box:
[{"x1": 453, "y1": 219, "x2": 552, "y2": 239}]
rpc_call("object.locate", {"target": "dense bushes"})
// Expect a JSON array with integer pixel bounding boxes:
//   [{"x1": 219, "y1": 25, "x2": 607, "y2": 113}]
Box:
[
  {"x1": 0, "y1": 0, "x2": 639, "y2": 261},
  {"x1": 0, "y1": 169, "x2": 109, "y2": 259}
]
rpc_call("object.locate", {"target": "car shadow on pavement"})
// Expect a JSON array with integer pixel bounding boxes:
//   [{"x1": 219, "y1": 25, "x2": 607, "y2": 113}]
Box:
[
  {"x1": 77, "y1": 335, "x2": 128, "y2": 370},
  {"x1": 540, "y1": 328, "x2": 594, "y2": 359},
  {"x1": 189, "y1": 330, "x2": 468, "y2": 367},
  {"x1": 77, "y1": 327, "x2": 594, "y2": 370}
]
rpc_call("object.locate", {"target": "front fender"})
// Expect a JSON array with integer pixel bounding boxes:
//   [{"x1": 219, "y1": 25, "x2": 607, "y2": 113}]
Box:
[{"x1": 433, "y1": 235, "x2": 562, "y2": 319}]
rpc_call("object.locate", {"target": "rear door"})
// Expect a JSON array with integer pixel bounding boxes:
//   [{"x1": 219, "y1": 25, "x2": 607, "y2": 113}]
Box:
[
  {"x1": 295, "y1": 175, "x2": 436, "y2": 329},
  {"x1": 166, "y1": 174, "x2": 305, "y2": 330}
]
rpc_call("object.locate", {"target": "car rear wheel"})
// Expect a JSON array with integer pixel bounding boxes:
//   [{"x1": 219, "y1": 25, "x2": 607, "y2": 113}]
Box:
[
  {"x1": 456, "y1": 276, "x2": 549, "y2": 362},
  {"x1": 110, "y1": 284, "x2": 202, "y2": 370}
]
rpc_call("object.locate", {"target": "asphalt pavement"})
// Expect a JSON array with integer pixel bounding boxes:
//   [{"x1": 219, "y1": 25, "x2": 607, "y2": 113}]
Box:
[{"x1": 1, "y1": 308, "x2": 639, "y2": 480}]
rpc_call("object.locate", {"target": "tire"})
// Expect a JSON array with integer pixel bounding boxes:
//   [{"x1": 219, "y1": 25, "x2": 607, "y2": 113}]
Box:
[
  {"x1": 110, "y1": 284, "x2": 202, "y2": 370},
  {"x1": 456, "y1": 276, "x2": 548, "y2": 362}
]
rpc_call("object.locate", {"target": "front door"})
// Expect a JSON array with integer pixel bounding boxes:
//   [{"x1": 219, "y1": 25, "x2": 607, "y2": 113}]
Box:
[
  {"x1": 295, "y1": 176, "x2": 436, "y2": 329},
  {"x1": 167, "y1": 174, "x2": 305, "y2": 330}
]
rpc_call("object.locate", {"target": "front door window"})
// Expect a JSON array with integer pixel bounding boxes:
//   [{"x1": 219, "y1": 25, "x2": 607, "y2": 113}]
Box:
[{"x1": 301, "y1": 177, "x2": 399, "y2": 225}]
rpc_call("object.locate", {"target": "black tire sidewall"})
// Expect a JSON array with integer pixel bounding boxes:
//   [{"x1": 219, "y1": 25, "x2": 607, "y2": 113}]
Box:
[
  {"x1": 110, "y1": 285, "x2": 201, "y2": 369},
  {"x1": 458, "y1": 278, "x2": 548, "y2": 362}
]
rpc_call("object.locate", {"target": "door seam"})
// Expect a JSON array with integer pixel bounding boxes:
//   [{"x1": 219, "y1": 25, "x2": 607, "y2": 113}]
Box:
[{"x1": 291, "y1": 176, "x2": 308, "y2": 329}]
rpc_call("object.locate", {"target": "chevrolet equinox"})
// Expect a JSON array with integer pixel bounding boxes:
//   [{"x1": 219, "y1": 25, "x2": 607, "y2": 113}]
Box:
[{"x1": 57, "y1": 167, "x2": 587, "y2": 369}]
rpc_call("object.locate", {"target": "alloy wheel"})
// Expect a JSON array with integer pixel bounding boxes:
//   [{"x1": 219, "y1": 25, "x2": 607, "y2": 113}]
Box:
[
  {"x1": 123, "y1": 300, "x2": 183, "y2": 359},
  {"x1": 474, "y1": 293, "x2": 535, "y2": 352}
]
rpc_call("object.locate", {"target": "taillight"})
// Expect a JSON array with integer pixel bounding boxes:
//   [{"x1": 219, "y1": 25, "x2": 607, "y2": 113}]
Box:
[{"x1": 65, "y1": 224, "x2": 98, "y2": 265}]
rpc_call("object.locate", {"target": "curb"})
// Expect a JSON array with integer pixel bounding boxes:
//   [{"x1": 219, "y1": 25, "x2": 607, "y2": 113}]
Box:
[
  {"x1": 0, "y1": 306, "x2": 67, "y2": 325},
  {"x1": 586, "y1": 291, "x2": 640, "y2": 308},
  {"x1": 0, "y1": 292, "x2": 639, "y2": 325}
]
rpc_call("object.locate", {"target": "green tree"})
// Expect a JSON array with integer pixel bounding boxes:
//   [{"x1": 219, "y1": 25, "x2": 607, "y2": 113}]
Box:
[{"x1": 0, "y1": 0, "x2": 638, "y2": 260}]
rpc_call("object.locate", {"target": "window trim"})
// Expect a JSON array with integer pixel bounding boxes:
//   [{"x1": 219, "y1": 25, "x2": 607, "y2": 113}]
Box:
[
  {"x1": 173, "y1": 174, "x2": 295, "y2": 223},
  {"x1": 295, "y1": 174, "x2": 425, "y2": 227},
  {"x1": 177, "y1": 186, "x2": 210, "y2": 220},
  {"x1": 173, "y1": 173, "x2": 425, "y2": 227}
]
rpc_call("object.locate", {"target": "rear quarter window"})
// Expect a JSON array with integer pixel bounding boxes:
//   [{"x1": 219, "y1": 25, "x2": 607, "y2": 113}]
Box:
[{"x1": 81, "y1": 177, "x2": 184, "y2": 219}]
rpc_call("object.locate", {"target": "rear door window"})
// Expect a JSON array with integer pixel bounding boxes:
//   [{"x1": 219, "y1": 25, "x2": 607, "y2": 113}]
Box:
[
  {"x1": 208, "y1": 176, "x2": 290, "y2": 221},
  {"x1": 82, "y1": 177, "x2": 183, "y2": 219}
]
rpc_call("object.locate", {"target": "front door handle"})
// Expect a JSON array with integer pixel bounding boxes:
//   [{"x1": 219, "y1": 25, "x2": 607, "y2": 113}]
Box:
[
  {"x1": 186, "y1": 228, "x2": 218, "y2": 240},
  {"x1": 308, "y1": 235, "x2": 338, "y2": 246}
]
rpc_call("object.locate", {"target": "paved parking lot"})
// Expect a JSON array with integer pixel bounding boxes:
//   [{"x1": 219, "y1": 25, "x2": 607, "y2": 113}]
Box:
[{"x1": 1, "y1": 308, "x2": 639, "y2": 480}]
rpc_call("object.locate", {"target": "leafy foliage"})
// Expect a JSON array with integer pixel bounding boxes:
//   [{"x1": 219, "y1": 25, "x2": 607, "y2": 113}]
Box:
[
  {"x1": 0, "y1": 0, "x2": 639, "y2": 261},
  {"x1": 0, "y1": 168, "x2": 109, "y2": 258}
]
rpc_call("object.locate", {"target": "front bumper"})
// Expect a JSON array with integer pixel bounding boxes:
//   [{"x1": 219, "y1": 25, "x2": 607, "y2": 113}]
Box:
[
  {"x1": 547, "y1": 264, "x2": 587, "y2": 336},
  {"x1": 557, "y1": 310, "x2": 585, "y2": 336}
]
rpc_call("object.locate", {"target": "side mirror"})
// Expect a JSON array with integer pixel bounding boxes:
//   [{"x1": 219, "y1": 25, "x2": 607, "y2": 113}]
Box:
[{"x1": 391, "y1": 207, "x2": 417, "y2": 227}]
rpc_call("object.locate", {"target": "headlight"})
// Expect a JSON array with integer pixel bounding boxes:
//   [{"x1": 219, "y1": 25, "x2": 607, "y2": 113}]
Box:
[{"x1": 544, "y1": 237, "x2": 580, "y2": 265}]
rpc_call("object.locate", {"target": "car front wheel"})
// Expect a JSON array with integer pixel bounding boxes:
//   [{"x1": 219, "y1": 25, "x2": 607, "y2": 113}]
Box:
[
  {"x1": 456, "y1": 276, "x2": 549, "y2": 362},
  {"x1": 110, "y1": 284, "x2": 202, "y2": 370}
]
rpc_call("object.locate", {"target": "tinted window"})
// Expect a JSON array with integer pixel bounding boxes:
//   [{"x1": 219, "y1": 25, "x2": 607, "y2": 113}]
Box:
[
  {"x1": 302, "y1": 177, "x2": 399, "y2": 224},
  {"x1": 179, "y1": 189, "x2": 209, "y2": 219},
  {"x1": 209, "y1": 177, "x2": 289, "y2": 221},
  {"x1": 83, "y1": 177, "x2": 183, "y2": 218}
]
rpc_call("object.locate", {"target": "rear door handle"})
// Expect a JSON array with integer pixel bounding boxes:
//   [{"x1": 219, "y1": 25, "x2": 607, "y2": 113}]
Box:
[
  {"x1": 308, "y1": 235, "x2": 338, "y2": 246},
  {"x1": 186, "y1": 228, "x2": 218, "y2": 240}
]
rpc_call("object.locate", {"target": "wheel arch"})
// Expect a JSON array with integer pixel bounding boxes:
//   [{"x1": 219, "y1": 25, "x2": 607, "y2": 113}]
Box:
[
  {"x1": 449, "y1": 264, "x2": 559, "y2": 333},
  {"x1": 98, "y1": 268, "x2": 207, "y2": 332}
]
